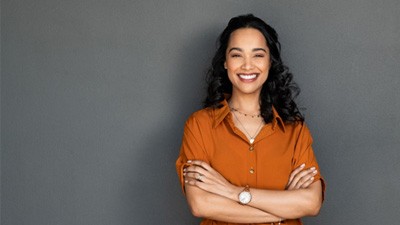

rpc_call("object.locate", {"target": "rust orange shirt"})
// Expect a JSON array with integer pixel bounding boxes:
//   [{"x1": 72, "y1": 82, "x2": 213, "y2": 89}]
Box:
[{"x1": 176, "y1": 99, "x2": 325, "y2": 225}]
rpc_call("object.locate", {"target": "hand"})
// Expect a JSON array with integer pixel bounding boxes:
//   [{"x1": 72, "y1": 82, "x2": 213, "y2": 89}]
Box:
[
  {"x1": 285, "y1": 164, "x2": 317, "y2": 190},
  {"x1": 183, "y1": 160, "x2": 240, "y2": 200}
]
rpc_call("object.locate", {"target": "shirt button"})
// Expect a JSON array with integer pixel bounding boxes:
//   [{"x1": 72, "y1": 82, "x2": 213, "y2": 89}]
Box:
[
  {"x1": 249, "y1": 168, "x2": 255, "y2": 174},
  {"x1": 249, "y1": 146, "x2": 254, "y2": 151}
]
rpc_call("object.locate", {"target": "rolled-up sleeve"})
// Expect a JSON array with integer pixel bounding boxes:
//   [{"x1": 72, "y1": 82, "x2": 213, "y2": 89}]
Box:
[
  {"x1": 293, "y1": 122, "x2": 326, "y2": 200},
  {"x1": 175, "y1": 115, "x2": 210, "y2": 195}
]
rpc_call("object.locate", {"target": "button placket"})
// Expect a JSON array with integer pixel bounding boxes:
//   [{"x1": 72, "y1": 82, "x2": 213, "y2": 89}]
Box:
[
  {"x1": 248, "y1": 143, "x2": 257, "y2": 184},
  {"x1": 249, "y1": 167, "x2": 255, "y2": 174},
  {"x1": 249, "y1": 145, "x2": 254, "y2": 151}
]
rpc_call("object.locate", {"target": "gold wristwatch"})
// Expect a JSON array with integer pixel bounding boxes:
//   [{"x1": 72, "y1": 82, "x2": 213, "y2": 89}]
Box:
[{"x1": 238, "y1": 185, "x2": 252, "y2": 205}]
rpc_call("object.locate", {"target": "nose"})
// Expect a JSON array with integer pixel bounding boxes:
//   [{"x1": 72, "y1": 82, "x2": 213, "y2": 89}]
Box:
[{"x1": 241, "y1": 57, "x2": 254, "y2": 70}]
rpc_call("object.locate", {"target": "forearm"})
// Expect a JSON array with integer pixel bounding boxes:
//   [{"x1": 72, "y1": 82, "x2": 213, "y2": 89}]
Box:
[
  {"x1": 231, "y1": 181, "x2": 323, "y2": 219},
  {"x1": 185, "y1": 184, "x2": 282, "y2": 224}
]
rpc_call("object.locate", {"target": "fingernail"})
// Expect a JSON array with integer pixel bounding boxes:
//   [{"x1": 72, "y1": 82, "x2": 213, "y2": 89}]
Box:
[
  {"x1": 310, "y1": 167, "x2": 316, "y2": 170},
  {"x1": 310, "y1": 177, "x2": 314, "y2": 180},
  {"x1": 301, "y1": 163, "x2": 305, "y2": 168},
  {"x1": 313, "y1": 170, "x2": 318, "y2": 174},
  {"x1": 183, "y1": 173, "x2": 186, "y2": 176},
  {"x1": 185, "y1": 180, "x2": 188, "y2": 183},
  {"x1": 187, "y1": 160, "x2": 192, "y2": 163},
  {"x1": 183, "y1": 168, "x2": 187, "y2": 172}
]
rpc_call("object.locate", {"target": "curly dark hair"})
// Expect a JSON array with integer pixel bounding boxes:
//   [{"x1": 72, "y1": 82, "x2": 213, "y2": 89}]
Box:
[{"x1": 203, "y1": 14, "x2": 304, "y2": 123}]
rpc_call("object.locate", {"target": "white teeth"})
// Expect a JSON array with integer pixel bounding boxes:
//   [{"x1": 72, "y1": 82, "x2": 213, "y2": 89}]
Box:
[{"x1": 239, "y1": 74, "x2": 257, "y2": 80}]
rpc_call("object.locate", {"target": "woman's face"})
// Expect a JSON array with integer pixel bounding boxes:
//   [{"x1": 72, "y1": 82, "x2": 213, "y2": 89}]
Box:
[{"x1": 224, "y1": 28, "x2": 271, "y2": 97}]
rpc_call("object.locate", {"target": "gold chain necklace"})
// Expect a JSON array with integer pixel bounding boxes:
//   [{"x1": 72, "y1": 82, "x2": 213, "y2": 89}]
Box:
[
  {"x1": 230, "y1": 107, "x2": 261, "y2": 118},
  {"x1": 231, "y1": 109, "x2": 264, "y2": 144}
]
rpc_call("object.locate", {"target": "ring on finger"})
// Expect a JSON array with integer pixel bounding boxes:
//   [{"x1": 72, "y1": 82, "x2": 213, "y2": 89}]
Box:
[{"x1": 196, "y1": 173, "x2": 204, "y2": 182}]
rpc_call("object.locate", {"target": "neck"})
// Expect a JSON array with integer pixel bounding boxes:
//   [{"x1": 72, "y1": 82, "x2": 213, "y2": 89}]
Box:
[{"x1": 229, "y1": 92, "x2": 261, "y2": 113}]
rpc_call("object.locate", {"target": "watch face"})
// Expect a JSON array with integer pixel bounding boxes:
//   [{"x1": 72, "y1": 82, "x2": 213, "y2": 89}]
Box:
[{"x1": 239, "y1": 191, "x2": 251, "y2": 204}]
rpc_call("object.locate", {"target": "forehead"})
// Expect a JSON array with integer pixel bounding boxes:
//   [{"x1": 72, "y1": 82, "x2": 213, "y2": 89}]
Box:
[{"x1": 228, "y1": 28, "x2": 268, "y2": 47}]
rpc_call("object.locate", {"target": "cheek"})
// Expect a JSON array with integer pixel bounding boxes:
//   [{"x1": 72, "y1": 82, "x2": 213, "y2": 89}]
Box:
[
  {"x1": 266, "y1": 63, "x2": 271, "y2": 71},
  {"x1": 227, "y1": 70, "x2": 236, "y2": 80},
  {"x1": 225, "y1": 60, "x2": 238, "y2": 69},
  {"x1": 258, "y1": 60, "x2": 271, "y2": 71},
  {"x1": 226, "y1": 69, "x2": 238, "y2": 83}
]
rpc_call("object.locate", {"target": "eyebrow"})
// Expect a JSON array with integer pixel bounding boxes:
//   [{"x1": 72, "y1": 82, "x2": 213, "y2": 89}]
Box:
[{"x1": 228, "y1": 47, "x2": 267, "y2": 53}]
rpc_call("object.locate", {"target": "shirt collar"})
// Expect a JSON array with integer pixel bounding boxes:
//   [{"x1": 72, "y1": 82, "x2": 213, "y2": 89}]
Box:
[
  {"x1": 211, "y1": 98, "x2": 286, "y2": 133},
  {"x1": 271, "y1": 105, "x2": 286, "y2": 133}
]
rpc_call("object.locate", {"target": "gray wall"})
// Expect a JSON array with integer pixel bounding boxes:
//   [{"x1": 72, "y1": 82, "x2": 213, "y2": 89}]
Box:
[
  {"x1": 1, "y1": 0, "x2": 399, "y2": 224},
  {"x1": 0, "y1": 0, "x2": 1, "y2": 221}
]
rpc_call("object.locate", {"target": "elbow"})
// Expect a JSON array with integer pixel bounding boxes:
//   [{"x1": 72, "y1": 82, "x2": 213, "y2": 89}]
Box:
[
  {"x1": 308, "y1": 201, "x2": 322, "y2": 216},
  {"x1": 189, "y1": 203, "x2": 203, "y2": 218},
  {"x1": 305, "y1": 193, "x2": 322, "y2": 217},
  {"x1": 303, "y1": 182, "x2": 323, "y2": 217},
  {"x1": 185, "y1": 185, "x2": 216, "y2": 218},
  {"x1": 289, "y1": 199, "x2": 321, "y2": 219},
  {"x1": 187, "y1": 194, "x2": 209, "y2": 218}
]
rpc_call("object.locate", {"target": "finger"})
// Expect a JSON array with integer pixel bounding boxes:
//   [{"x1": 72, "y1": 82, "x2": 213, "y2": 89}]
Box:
[
  {"x1": 300, "y1": 177, "x2": 315, "y2": 189},
  {"x1": 184, "y1": 171, "x2": 204, "y2": 181},
  {"x1": 187, "y1": 160, "x2": 228, "y2": 186},
  {"x1": 184, "y1": 164, "x2": 213, "y2": 184},
  {"x1": 185, "y1": 177, "x2": 209, "y2": 190},
  {"x1": 293, "y1": 167, "x2": 316, "y2": 183},
  {"x1": 287, "y1": 163, "x2": 305, "y2": 185},
  {"x1": 287, "y1": 165, "x2": 312, "y2": 189},
  {"x1": 294, "y1": 169, "x2": 317, "y2": 189},
  {"x1": 184, "y1": 176, "x2": 197, "y2": 183},
  {"x1": 288, "y1": 167, "x2": 316, "y2": 189},
  {"x1": 294, "y1": 174, "x2": 312, "y2": 189},
  {"x1": 187, "y1": 160, "x2": 213, "y2": 171},
  {"x1": 194, "y1": 173, "x2": 207, "y2": 183},
  {"x1": 187, "y1": 160, "x2": 218, "y2": 180},
  {"x1": 185, "y1": 177, "x2": 201, "y2": 186},
  {"x1": 184, "y1": 164, "x2": 209, "y2": 176}
]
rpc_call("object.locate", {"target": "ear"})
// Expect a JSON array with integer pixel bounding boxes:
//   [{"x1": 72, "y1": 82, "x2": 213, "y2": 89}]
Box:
[{"x1": 224, "y1": 62, "x2": 227, "y2": 69}]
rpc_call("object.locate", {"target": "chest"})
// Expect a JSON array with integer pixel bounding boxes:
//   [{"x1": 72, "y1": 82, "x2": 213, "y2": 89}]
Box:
[{"x1": 208, "y1": 123, "x2": 296, "y2": 190}]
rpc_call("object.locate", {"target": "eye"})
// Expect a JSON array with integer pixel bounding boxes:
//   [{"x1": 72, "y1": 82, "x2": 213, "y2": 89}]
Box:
[
  {"x1": 231, "y1": 54, "x2": 241, "y2": 58},
  {"x1": 254, "y1": 54, "x2": 265, "y2": 58}
]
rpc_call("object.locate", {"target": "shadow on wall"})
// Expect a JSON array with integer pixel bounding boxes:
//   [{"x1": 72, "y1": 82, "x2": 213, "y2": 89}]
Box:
[{"x1": 123, "y1": 26, "x2": 221, "y2": 224}]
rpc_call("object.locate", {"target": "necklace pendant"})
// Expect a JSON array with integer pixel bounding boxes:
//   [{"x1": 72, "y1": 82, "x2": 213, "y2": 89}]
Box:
[{"x1": 249, "y1": 138, "x2": 255, "y2": 144}]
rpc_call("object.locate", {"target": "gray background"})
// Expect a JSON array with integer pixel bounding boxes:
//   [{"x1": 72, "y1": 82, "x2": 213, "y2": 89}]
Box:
[{"x1": 1, "y1": 0, "x2": 399, "y2": 224}]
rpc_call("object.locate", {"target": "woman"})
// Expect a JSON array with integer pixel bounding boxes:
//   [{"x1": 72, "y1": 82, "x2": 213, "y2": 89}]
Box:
[{"x1": 176, "y1": 14, "x2": 325, "y2": 225}]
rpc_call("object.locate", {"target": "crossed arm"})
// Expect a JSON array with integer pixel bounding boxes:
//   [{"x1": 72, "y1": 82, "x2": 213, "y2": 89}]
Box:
[{"x1": 183, "y1": 160, "x2": 323, "y2": 223}]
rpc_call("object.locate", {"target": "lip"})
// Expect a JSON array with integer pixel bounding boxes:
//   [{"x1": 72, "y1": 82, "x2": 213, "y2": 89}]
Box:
[{"x1": 237, "y1": 73, "x2": 259, "y2": 82}]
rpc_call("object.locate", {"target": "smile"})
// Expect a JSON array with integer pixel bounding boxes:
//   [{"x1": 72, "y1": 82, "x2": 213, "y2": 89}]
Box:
[{"x1": 238, "y1": 73, "x2": 258, "y2": 81}]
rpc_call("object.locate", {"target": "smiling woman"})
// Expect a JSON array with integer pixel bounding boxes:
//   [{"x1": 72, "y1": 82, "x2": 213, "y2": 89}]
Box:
[
  {"x1": 176, "y1": 14, "x2": 325, "y2": 225},
  {"x1": 224, "y1": 28, "x2": 271, "y2": 97}
]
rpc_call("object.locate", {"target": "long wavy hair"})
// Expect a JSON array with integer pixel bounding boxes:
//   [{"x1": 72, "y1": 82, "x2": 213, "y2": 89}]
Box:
[{"x1": 204, "y1": 14, "x2": 304, "y2": 123}]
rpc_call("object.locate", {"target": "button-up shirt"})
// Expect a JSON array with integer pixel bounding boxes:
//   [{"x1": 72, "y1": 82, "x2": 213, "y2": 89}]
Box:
[{"x1": 176, "y1": 99, "x2": 325, "y2": 225}]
